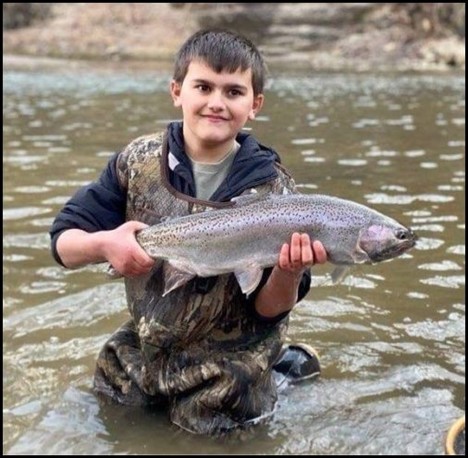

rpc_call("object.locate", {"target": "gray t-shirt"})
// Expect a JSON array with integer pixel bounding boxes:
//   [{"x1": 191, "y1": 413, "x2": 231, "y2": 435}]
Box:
[{"x1": 189, "y1": 141, "x2": 240, "y2": 200}]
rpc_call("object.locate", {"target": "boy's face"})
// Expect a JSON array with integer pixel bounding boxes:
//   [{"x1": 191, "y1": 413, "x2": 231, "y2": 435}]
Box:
[{"x1": 170, "y1": 60, "x2": 264, "y2": 155}]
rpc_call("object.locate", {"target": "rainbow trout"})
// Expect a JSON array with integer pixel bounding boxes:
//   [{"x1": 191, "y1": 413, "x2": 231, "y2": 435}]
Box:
[{"x1": 123, "y1": 193, "x2": 417, "y2": 296}]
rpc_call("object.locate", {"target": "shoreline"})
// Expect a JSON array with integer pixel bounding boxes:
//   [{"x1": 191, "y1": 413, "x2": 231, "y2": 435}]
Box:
[
  {"x1": 4, "y1": 52, "x2": 465, "y2": 77},
  {"x1": 3, "y1": 4, "x2": 464, "y2": 75}
]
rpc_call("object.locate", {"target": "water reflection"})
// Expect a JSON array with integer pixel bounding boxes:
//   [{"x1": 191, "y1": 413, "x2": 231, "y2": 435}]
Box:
[{"x1": 3, "y1": 61, "x2": 464, "y2": 454}]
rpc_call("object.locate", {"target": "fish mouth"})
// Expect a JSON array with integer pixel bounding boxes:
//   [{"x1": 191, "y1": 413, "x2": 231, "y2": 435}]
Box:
[{"x1": 369, "y1": 228, "x2": 418, "y2": 263}]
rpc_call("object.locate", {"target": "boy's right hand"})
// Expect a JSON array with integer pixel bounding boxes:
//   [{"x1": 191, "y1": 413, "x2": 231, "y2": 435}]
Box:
[{"x1": 102, "y1": 221, "x2": 155, "y2": 277}]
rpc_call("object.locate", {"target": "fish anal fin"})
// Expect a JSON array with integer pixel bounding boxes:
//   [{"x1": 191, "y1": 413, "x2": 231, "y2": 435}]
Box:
[
  {"x1": 234, "y1": 265, "x2": 264, "y2": 296},
  {"x1": 162, "y1": 261, "x2": 195, "y2": 297},
  {"x1": 331, "y1": 266, "x2": 350, "y2": 284}
]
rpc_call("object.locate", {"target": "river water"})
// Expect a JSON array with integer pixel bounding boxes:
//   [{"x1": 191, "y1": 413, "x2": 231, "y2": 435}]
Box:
[{"x1": 3, "y1": 58, "x2": 465, "y2": 454}]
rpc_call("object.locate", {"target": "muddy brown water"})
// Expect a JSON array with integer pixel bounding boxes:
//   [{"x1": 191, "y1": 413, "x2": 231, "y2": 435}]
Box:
[{"x1": 3, "y1": 59, "x2": 465, "y2": 454}]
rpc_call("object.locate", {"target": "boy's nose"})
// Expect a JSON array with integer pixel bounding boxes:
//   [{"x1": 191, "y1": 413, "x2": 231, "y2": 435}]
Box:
[{"x1": 207, "y1": 91, "x2": 225, "y2": 110}]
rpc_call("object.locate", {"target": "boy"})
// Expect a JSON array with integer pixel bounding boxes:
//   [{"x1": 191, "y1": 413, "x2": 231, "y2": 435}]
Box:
[{"x1": 50, "y1": 29, "x2": 327, "y2": 434}]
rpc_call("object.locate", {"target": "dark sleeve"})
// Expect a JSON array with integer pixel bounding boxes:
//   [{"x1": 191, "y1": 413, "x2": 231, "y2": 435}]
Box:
[
  {"x1": 49, "y1": 152, "x2": 126, "y2": 266},
  {"x1": 246, "y1": 267, "x2": 312, "y2": 323}
]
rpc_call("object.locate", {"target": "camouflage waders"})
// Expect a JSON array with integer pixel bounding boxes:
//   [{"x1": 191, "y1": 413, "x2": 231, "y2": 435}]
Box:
[{"x1": 94, "y1": 131, "x2": 298, "y2": 434}]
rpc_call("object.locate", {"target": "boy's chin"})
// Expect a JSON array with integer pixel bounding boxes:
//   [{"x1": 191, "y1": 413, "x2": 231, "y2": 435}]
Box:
[{"x1": 198, "y1": 132, "x2": 235, "y2": 146}]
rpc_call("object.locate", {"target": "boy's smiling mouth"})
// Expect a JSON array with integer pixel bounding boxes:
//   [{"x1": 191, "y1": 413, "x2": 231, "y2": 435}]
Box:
[
  {"x1": 202, "y1": 114, "x2": 229, "y2": 121},
  {"x1": 202, "y1": 115, "x2": 229, "y2": 123}
]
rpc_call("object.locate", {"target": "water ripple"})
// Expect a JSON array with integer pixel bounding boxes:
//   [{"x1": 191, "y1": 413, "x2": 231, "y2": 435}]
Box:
[
  {"x1": 3, "y1": 233, "x2": 51, "y2": 250},
  {"x1": 420, "y1": 275, "x2": 465, "y2": 289},
  {"x1": 4, "y1": 283, "x2": 126, "y2": 338},
  {"x1": 418, "y1": 261, "x2": 462, "y2": 271},
  {"x1": 3, "y1": 67, "x2": 464, "y2": 455},
  {"x1": 3, "y1": 207, "x2": 51, "y2": 221},
  {"x1": 365, "y1": 193, "x2": 455, "y2": 205},
  {"x1": 19, "y1": 281, "x2": 67, "y2": 295},
  {"x1": 395, "y1": 317, "x2": 465, "y2": 342},
  {"x1": 415, "y1": 237, "x2": 445, "y2": 250},
  {"x1": 446, "y1": 245, "x2": 465, "y2": 255}
]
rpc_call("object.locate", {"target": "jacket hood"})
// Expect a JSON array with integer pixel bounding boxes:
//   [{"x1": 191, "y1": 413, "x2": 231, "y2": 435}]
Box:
[{"x1": 166, "y1": 121, "x2": 280, "y2": 202}]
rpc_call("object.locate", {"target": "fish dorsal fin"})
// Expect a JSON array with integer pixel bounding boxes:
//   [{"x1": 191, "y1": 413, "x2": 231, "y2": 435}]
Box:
[
  {"x1": 331, "y1": 266, "x2": 350, "y2": 284},
  {"x1": 160, "y1": 215, "x2": 177, "y2": 223},
  {"x1": 234, "y1": 264, "x2": 264, "y2": 296},
  {"x1": 230, "y1": 191, "x2": 270, "y2": 206},
  {"x1": 162, "y1": 261, "x2": 195, "y2": 297}
]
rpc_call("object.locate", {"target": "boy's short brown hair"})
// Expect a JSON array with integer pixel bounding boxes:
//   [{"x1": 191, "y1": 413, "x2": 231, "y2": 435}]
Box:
[{"x1": 173, "y1": 29, "x2": 267, "y2": 96}]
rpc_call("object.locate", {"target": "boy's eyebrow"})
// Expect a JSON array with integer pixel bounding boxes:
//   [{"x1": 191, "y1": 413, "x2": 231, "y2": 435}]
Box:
[{"x1": 192, "y1": 78, "x2": 248, "y2": 91}]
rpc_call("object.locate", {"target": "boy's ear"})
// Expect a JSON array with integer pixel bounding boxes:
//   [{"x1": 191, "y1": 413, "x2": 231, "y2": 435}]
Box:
[
  {"x1": 248, "y1": 94, "x2": 264, "y2": 120},
  {"x1": 170, "y1": 80, "x2": 182, "y2": 107}
]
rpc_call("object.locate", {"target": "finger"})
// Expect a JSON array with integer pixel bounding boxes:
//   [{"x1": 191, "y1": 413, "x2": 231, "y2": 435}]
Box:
[
  {"x1": 126, "y1": 263, "x2": 151, "y2": 277},
  {"x1": 134, "y1": 254, "x2": 155, "y2": 270},
  {"x1": 300, "y1": 233, "x2": 313, "y2": 265},
  {"x1": 127, "y1": 220, "x2": 149, "y2": 232},
  {"x1": 128, "y1": 235, "x2": 154, "y2": 265},
  {"x1": 128, "y1": 245, "x2": 154, "y2": 270},
  {"x1": 278, "y1": 243, "x2": 290, "y2": 269},
  {"x1": 312, "y1": 240, "x2": 328, "y2": 264},
  {"x1": 290, "y1": 233, "x2": 302, "y2": 265},
  {"x1": 117, "y1": 263, "x2": 139, "y2": 278}
]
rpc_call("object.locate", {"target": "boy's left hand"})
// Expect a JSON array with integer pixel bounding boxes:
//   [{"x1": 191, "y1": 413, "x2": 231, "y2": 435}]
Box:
[
  {"x1": 278, "y1": 233, "x2": 327, "y2": 274},
  {"x1": 254, "y1": 233, "x2": 328, "y2": 318}
]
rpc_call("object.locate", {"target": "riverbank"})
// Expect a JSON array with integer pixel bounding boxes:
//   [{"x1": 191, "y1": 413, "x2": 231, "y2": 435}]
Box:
[{"x1": 3, "y1": 3, "x2": 465, "y2": 72}]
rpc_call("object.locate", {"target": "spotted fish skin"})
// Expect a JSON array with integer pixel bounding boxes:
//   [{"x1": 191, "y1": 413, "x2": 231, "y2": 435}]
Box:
[{"x1": 131, "y1": 193, "x2": 417, "y2": 296}]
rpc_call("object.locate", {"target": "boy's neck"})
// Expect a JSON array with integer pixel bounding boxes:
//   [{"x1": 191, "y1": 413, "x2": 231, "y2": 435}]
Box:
[{"x1": 185, "y1": 139, "x2": 238, "y2": 164}]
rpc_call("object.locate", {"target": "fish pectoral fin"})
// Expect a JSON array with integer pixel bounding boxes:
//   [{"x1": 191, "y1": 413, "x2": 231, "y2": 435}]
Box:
[
  {"x1": 351, "y1": 249, "x2": 371, "y2": 264},
  {"x1": 162, "y1": 261, "x2": 195, "y2": 297},
  {"x1": 331, "y1": 266, "x2": 350, "y2": 284},
  {"x1": 353, "y1": 234, "x2": 372, "y2": 264},
  {"x1": 234, "y1": 266, "x2": 264, "y2": 296}
]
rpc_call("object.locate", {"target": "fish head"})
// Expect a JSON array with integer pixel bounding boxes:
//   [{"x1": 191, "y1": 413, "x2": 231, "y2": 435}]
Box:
[{"x1": 358, "y1": 223, "x2": 417, "y2": 263}]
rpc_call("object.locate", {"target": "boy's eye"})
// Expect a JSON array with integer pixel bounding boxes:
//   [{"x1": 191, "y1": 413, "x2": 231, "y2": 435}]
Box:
[
  {"x1": 196, "y1": 84, "x2": 210, "y2": 93},
  {"x1": 229, "y1": 89, "x2": 242, "y2": 97},
  {"x1": 194, "y1": 84, "x2": 244, "y2": 97}
]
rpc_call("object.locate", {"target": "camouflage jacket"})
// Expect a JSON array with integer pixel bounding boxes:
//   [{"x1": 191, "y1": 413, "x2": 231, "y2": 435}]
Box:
[{"x1": 92, "y1": 126, "x2": 307, "y2": 434}]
